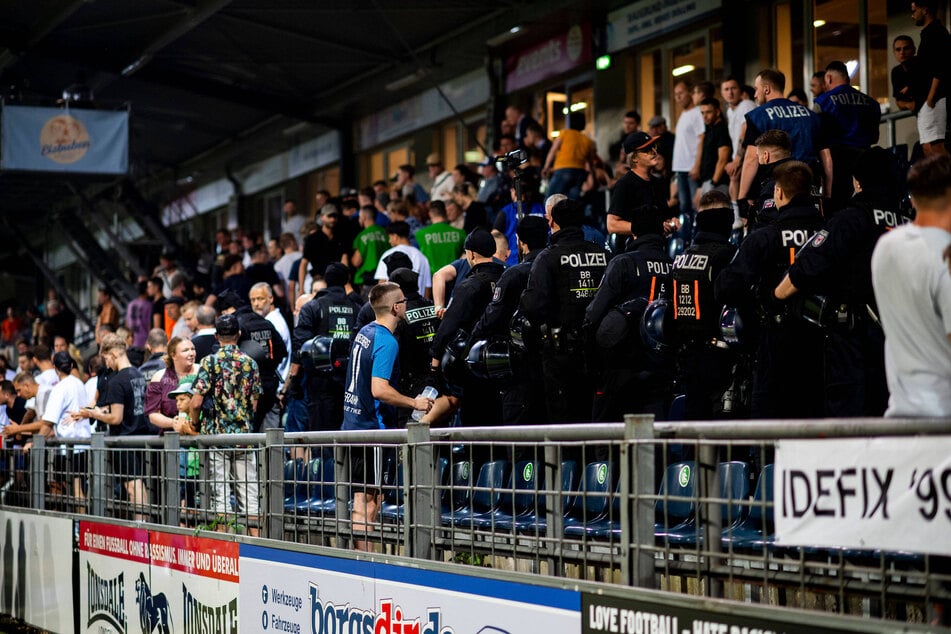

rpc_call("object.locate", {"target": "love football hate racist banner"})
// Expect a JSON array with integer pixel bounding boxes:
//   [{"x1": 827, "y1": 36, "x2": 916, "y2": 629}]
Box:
[{"x1": 1, "y1": 104, "x2": 128, "y2": 174}]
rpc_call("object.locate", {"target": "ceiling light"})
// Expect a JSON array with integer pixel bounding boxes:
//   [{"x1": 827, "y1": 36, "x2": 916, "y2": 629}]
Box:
[
  {"x1": 385, "y1": 69, "x2": 428, "y2": 92},
  {"x1": 569, "y1": 102, "x2": 587, "y2": 112},
  {"x1": 845, "y1": 60, "x2": 858, "y2": 78},
  {"x1": 672, "y1": 64, "x2": 695, "y2": 77},
  {"x1": 487, "y1": 25, "x2": 525, "y2": 47},
  {"x1": 813, "y1": 19, "x2": 826, "y2": 28}
]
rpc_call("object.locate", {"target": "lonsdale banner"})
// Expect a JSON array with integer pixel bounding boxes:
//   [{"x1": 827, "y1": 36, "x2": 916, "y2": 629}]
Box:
[{"x1": 1, "y1": 104, "x2": 129, "y2": 174}]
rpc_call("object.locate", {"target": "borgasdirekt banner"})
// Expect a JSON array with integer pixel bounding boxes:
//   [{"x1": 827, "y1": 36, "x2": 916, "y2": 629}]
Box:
[
  {"x1": 1, "y1": 105, "x2": 128, "y2": 174},
  {"x1": 774, "y1": 437, "x2": 951, "y2": 555},
  {"x1": 239, "y1": 544, "x2": 581, "y2": 633},
  {"x1": 0, "y1": 511, "x2": 74, "y2": 632}
]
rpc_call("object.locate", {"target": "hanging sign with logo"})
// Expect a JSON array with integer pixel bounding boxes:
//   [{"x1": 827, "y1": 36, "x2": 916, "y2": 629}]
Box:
[
  {"x1": 505, "y1": 23, "x2": 592, "y2": 93},
  {"x1": 1, "y1": 105, "x2": 129, "y2": 174}
]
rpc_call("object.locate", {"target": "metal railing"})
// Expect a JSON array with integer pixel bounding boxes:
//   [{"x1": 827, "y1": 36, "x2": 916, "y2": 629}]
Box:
[{"x1": 2, "y1": 416, "x2": 949, "y2": 626}]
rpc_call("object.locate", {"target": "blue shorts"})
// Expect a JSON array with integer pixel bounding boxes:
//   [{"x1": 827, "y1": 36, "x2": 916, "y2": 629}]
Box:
[{"x1": 283, "y1": 398, "x2": 310, "y2": 433}]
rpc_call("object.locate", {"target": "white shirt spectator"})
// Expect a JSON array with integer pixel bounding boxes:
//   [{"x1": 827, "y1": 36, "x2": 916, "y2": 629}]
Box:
[
  {"x1": 374, "y1": 245, "x2": 433, "y2": 296},
  {"x1": 671, "y1": 107, "x2": 704, "y2": 173},
  {"x1": 42, "y1": 374, "x2": 91, "y2": 441},
  {"x1": 726, "y1": 99, "x2": 755, "y2": 159}
]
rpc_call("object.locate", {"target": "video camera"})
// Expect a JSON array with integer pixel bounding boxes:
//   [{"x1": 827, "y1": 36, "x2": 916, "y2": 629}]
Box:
[{"x1": 495, "y1": 148, "x2": 528, "y2": 171}]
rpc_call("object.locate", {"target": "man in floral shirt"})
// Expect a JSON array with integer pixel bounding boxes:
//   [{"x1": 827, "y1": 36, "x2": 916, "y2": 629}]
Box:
[{"x1": 190, "y1": 313, "x2": 262, "y2": 534}]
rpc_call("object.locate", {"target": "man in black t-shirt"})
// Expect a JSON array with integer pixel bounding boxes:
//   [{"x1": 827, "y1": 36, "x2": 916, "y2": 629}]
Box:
[
  {"x1": 696, "y1": 97, "x2": 733, "y2": 210},
  {"x1": 607, "y1": 131, "x2": 675, "y2": 243},
  {"x1": 81, "y1": 334, "x2": 151, "y2": 520}
]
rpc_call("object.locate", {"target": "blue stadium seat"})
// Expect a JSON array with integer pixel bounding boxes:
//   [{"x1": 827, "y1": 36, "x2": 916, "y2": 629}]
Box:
[
  {"x1": 282, "y1": 458, "x2": 305, "y2": 509},
  {"x1": 443, "y1": 460, "x2": 509, "y2": 528},
  {"x1": 562, "y1": 461, "x2": 613, "y2": 536},
  {"x1": 469, "y1": 461, "x2": 540, "y2": 531},
  {"x1": 442, "y1": 458, "x2": 474, "y2": 515},
  {"x1": 665, "y1": 461, "x2": 750, "y2": 546},
  {"x1": 494, "y1": 461, "x2": 578, "y2": 535},
  {"x1": 291, "y1": 457, "x2": 336, "y2": 515},
  {"x1": 654, "y1": 461, "x2": 698, "y2": 543},
  {"x1": 668, "y1": 395, "x2": 686, "y2": 421},
  {"x1": 722, "y1": 464, "x2": 773, "y2": 551}
]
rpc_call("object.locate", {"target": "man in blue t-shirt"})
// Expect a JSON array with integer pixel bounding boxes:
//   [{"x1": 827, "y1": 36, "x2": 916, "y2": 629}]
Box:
[{"x1": 342, "y1": 282, "x2": 433, "y2": 550}]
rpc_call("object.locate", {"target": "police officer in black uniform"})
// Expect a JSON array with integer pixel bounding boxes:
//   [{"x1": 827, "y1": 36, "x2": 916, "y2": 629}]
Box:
[
  {"x1": 521, "y1": 199, "x2": 609, "y2": 423},
  {"x1": 471, "y1": 216, "x2": 550, "y2": 426},
  {"x1": 585, "y1": 206, "x2": 673, "y2": 422},
  {"x1": 289, "y1": 262, "x2": 362, "y2": 432},
  {"x1": 215, "y1": 290, "x2": 288, "y2": 431},
  {"x1": 671, "y1": 190, "x2": 738, "y2": 420},
  {"x1": 716, "y1": 161, "x2": 825, "y2": 419},
  {"x1": 741, "y1": 130, "x2": 796, "y2": 230},
  {"x1": 390, "y1": 267, "x2": 439, "y2": 416},
  {"x1": 774, "y1": 148, "x2": 910, "y2": 416},
  {"x1": 428, "y1": 229, "x2": 505, "y2": 426}
]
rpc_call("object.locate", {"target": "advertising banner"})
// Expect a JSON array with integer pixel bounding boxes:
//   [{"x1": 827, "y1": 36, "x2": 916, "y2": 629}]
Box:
[
  {"x1": 607, "y1": 0, "x2": 721, "y2": 52},
  {"x1": 147, "y1": 530, "x2": 240, "y2": 634},
  {"x1": 239, "y1": 544, "x2": 581, "y2": 633},
  {"x1": 583, "y1": 591, "x2": 877, "y2": 634},
  {"x1": 774, "y1": 437, "x2": 951, "y2": 555},
  {"x1": 1, "y1": 105, "x2": 129, "y2": 174},
  {"x1": 79, "y1": 521, "x2": 151, "y2": 634},
  {"x1": 0, "y1": 511, "x2": 74, "y2": 632},
  {"x1": 505, "y1": 24, "x2": 592, "y2": 93}
]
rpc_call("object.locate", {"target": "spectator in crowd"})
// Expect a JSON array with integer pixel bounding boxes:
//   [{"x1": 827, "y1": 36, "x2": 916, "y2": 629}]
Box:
[
  {"x1": 249, "y1": 282, "x2": 291, "y2": 385},
  {"x1": 125, "y1": 281, "x2": 153, "y2": 349},
  {"x1": 146, "y1": 335, "x2": 201, "y2": 432},
  {"x1": 1, "y1": 308, "x2": 23, "y2": 349},
  {"x1": 274, "y1": 233, "x2": 300, "y2": 300},
  {"x1": 492, "y1": 171, "x2": 546, "y2": 266},
  {"x1": 504, "y1": 104, "x2": 539, "y2": 150},
  {"x1": 190, "y1": 305, "x2": 218, "y2": 362},
  {"x1": 298, "y1": 204, "x2": 350, "y2": 292},
  {"x1": 374, "y1": 221, "x2": 432, "y2": 297},
  {"x1": 450, "y1": 182, "x2": 490, "y2": 234},
  {"x1": 138, "y1": 328, "x2": 169, "y2": 382},
  {"x1": 609, "y1": 110, "x2": 642, "y2": 162},
  {"x1": 281, "y1": 199, "x2": 305, "y2": 239},
  {"x1": 81, "y1": 334, "x2": 151, "y2": 521},
  {"x1": 95, "y1": 287, "x2": 119, "y2": 342},
  {"x1": 343, "y1": 282, "x2": 433, "y2": 551},
  {"x1": 190, "y1": 313, "x2": 262, "y2": 535},
  {"x1": 393, "y1": 164, "x2": 429, "y2": 204},
  {"x1": 670, "y1": 80, "x2": 708, "y2": 234},
  {"x1": 913, "y1": 0, "x2": 950, "y2": 156},
  {"x1": 694, "y1": 97, "x2": 733, "y2": 209},
  {"x1": 43, "y1": 351, "x2": 91, "y2": 511},
  {"x1": 721, "y1": 76, "x2": 756, "y2": 202},
  {"x1": 32, "y1": 344, "x2": 58, "y2": 390},
  {"x1": 871, "y1": 153, "x2": 951, "y2": 416},
  {"x1": 892, "y1": 35, "x2": 925, "y2": 114},
  {"x1": 427, "y1": 153, "x2": 454, "y2": 202},
  {"x1": 542, "y1": 111, "x2": 597, "y2": 200},
  {"x1": 148, "y1": 277, "x2": 166, "y2": 331}
]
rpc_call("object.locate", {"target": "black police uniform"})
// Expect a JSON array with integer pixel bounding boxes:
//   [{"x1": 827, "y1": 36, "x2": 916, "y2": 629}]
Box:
[
  {"x1": 585, "y1": 233, "x2": 672, "y2": 422},
  {"x1": 785, "y1": 191, "x2": 911, "y2": 416},
  {"x1": 715, "y1": 194, "x2": 825, "y2": 419},
  {"x1": 399, "y1": 295, "x2": 439, "y2": 399},
  {"x1": 671, "y1": 208, "x2": 738, "y2": 420},
  {"x1": 521, "y1": 227, "x2": 609, "y2": 423},
  {"x1": 742, "y1": 157, "x2": 796, "y2": 230},
  {"x1": 471, "y1": 249, "x2": 545, "y2": 426},
  {"x1": 431, "y1": 260, "x2": 505, "y2": 426},
  {"x1": 293, "y1": 285, "x2": 362, "y2": 432},
  {"x1": 233, "y1": 305, "x2": 288, "y2": 431}
]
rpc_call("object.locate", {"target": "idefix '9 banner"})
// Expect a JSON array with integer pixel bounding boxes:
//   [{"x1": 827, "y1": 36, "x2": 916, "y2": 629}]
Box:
[{"x1": 1, "y1": 105, "x2": 129, "y2": 174}]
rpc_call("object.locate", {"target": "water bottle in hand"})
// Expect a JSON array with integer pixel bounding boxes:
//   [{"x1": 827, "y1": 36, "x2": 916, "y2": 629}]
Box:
[{"x1": 411, "y1": 386, "x2": 438, "y2": 421}]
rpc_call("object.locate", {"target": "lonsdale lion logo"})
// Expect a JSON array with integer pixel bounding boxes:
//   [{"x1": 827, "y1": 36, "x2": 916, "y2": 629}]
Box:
[{"x1": 39, "y1": 114, "x2": 91, "y2": 163}]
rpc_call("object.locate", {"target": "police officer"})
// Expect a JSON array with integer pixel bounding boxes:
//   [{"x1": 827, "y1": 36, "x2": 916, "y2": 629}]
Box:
[
  {"x1": 427, "y1": 229, "x2": 505, "y2": 426},
  {"x1": 774, "y1": 148, "x2": 909, "y2": 416},
  {"x1": 471, "y1": 216, "x2": 550, "y2": 425},
  {"x1": 716, "y1": 161, "x2": 825, "y2": 419},
  {"x1": 215, "y1": 289, "x2": 287, "y2": 431},
  {"x1": 521, "y1": 198, "x2": 609, "y2": 423},
  {"x1": 741, "y1": 130, "x2": 795, "y2": 230},
  {"x1": 814, "y1": 61, "x2": 882, "y2": 209},
  {"x1": 289, "y1": 262, "x2": 362, "y2": 433},
  {"x1": 738, "y1": 69, "x2": 832, "y2": 208},
  {"x1": 390, "y1": 267, "x2": 439, "y2": 414},
  {"x1": 585, "y1": 206, "x2": 673, "y2": 422},
  {"x1": 671, "y1": 190, "x2": 738, "y2": 420}
]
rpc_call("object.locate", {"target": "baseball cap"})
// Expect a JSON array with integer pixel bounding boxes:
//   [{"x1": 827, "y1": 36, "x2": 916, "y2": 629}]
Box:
[
  {"x1": 647, "y1": 115, "x2": 666, "y2": 128},
  {"x1": 164, "y1": 295, "x2": 185, "y2": 307},
  {"x1": 320, "y1": 204, "x2": 339, "y2": 217},
  {"x1": 323, "y1": 262, "x2": 349, "y2": 287},
  {"x1": 168, "y1": 374, "x2": 196, "y2": 397},
  {"x1": 426, "y1": 153, "x2": 442, "y2": 166},
  {"x1": 623, "y1": 131, "x2": 661, "y2": 155},
  {"x1": 464, "y1": 229, "x2": 496, "y2": 257},
  {"x1": 215, "y1": 289, "x2": 244, "y2": 311},
  {"x1": 52, "y1": 351, "x2": 73, "y2": 374},
  {"x1": 215, "y1": 313, "x2": 240, "y2": 337},
  {"x1": 383, "y1": 251, "x2": 414, "y2": 276}
]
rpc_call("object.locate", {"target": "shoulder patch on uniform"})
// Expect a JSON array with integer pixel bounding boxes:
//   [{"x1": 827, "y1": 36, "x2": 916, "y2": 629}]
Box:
[
  {"x1": 763, "y1": 198, "x2": 776, "y2": 210},
  {"x1": 810, "y1": 229, "x2": 829, "y2": 247}
]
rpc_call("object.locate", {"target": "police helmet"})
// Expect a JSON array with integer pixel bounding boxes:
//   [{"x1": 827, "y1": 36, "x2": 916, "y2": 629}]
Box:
[
  {"x1": 238, "y1": 338, "x2": 268, "y2": 368},
  {"x1": 719, "y1": 306, "x2": 745, "y2": 347},
  {"x1": 466, "y1": 337, "x2": 519, "y2": 381},
  {"x1": 640, "y1": 298, "x2": 674, "y2": 353},
  {"x1": 440, "y1": 330, "x2": 470, "y2": 387},
  {"x1": 300, "y1": 336, "x2": 333, "y2": 373},
  {"x1": 509, "y1": 311, "x2": 534, "y2": 352}
]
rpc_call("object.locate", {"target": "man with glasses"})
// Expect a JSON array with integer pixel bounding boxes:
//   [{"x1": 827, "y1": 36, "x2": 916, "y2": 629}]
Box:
[
  {"x1": 343, "y1": 282, "x2": 433, "y2": 551},
  {"x1": 607, "y1": 132, "x2": 676, "y2": 242}
]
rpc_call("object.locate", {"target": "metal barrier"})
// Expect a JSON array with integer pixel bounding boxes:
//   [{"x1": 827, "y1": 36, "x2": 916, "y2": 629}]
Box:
[{"x1": 2, "y1": 416, "x2": 949, "y2": 627}]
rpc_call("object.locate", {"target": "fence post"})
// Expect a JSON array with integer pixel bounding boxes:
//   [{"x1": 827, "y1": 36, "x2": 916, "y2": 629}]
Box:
[
  {"x1": 29, "y1": 435, "x2": 45, "y2": 511},
  {"x1": 163, "y1": 433, "x2": 181, "y2": 527},
  {"x1": 89, "y1": 433, "x2": 105, "y2": 517},
  {"x1": 699, "y1": 443, "x2": 723, "y2": 598},
  {"x1": 265, "y1": 428, "x2": 285, "y2": 539},
  {"x1": 622, "y1": 413, "x2": 655, "y2": 588},
  {"x1": 407, "y1": 422, "x2": 433, "y2": 560},
  {"x1": 334, "y1": 444, "x2": 351, "y2": 549},
  {"x1": 543, "y1": 443, "x2": 563, "y2": 574}
]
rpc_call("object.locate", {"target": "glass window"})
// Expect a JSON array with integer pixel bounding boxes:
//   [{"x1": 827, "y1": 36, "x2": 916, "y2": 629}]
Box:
[{"x1": 814, "y1": 0, "x2": 889, "y2": 105}]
